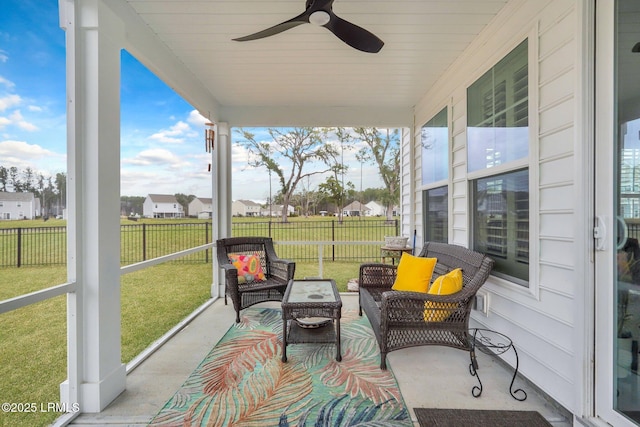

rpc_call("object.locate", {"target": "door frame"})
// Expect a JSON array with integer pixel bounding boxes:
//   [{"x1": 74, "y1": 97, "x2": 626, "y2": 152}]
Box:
[{"x1": 594, "y1": 1, "x2": 636, "y2": 425}]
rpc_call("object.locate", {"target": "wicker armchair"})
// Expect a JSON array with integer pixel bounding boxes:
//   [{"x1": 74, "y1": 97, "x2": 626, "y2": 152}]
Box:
[
  {"x1": 216, "y1": 237, "x2": 295, "y2": 323},
  {"x1": 359, "y1": 242, "x2": 494, "y2": 369}
]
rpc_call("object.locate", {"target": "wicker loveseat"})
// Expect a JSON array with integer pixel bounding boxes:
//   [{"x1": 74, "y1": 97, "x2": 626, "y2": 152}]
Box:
[
  {"x1": 359, "y1": 242, "x2": 494, "y2": 369},
  {"x1": 216, "y1": 237, "x2": 295, "y2": 323}
]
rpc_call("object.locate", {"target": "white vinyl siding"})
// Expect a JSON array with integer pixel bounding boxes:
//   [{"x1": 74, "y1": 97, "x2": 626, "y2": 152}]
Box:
[
  {"x1": 451, "y1": 100, "x2": 469, "y2": 246},
  {"x1": 406, "y1": 0, "x2": 579, "y2": 413}
]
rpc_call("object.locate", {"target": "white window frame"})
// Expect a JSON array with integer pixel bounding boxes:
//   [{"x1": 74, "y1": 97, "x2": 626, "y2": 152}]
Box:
[
  {"x1": 423, "y1": 185, "x2": 449, "y2": 244},
  {"x1": 416, "y1": 103, "x2": 453, "y2": 245},
  {"x1": 466, "y1": 32, "x2": 539, "y2": 297}
]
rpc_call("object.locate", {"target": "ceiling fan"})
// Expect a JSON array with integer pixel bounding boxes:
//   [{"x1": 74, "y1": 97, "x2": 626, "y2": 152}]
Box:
[{"x1": 232, "y1": 0, "x2": 384, "y2": 53}]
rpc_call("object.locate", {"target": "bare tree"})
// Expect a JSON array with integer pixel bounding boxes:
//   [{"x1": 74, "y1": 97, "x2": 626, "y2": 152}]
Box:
[
  {"x1": 236, "y1": 127, "x2": 341, "y2": 222},
  {"x1": 352, "y1": 128, "x2": 400, "y2": 220}
]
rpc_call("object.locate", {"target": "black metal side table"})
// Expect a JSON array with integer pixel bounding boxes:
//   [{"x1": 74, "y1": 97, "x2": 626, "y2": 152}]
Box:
[{"x1": 468, "y1": 328, "x2": 527, "y2": 401}]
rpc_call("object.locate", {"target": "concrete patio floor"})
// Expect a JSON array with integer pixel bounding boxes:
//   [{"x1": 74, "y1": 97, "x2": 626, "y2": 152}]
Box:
[{"x1": 68, "y1": 293, "x2": 572, "y2": 426}]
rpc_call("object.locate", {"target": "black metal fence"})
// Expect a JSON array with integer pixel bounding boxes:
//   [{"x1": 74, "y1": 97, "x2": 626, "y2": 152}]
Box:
[
  {"x1": 0, "y1": 226, "x2": 67, "y2": 267},
  {"x1": 120, "y1": 222, "x2": 213, "y2": 265},
  {"x1": 233, "y1": 220, "x2": 399, "y2": 262},
  {"x1": 0, "y1": 219, "x2": 400, "y2": 267}
]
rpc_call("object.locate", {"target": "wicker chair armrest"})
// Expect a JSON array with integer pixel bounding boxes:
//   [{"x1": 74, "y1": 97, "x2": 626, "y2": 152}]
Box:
[
  {"x1": 219, "y1": 263, "x2": 240, "y2": 286},
  {"x1": 268, "y1": 258, "x2": 296, "y2": 282},
  {"x1": 359, "y1": 263, "x2": 397, "y2": 290}
]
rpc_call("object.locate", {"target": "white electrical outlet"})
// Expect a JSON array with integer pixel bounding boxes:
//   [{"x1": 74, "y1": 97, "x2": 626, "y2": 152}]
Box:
[{"x1": 474, "y1": 292, "x2": 489, "y2": 316}]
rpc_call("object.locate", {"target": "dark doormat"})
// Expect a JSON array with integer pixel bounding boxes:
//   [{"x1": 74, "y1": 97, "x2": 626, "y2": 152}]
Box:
[{"x1": 414, "y1": 408, "x2": 552, "y2": 427}]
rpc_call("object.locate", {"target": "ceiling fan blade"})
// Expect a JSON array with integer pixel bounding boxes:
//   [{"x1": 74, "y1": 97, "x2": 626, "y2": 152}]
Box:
[
  {"x1": 233, "y1": 13, "x2": 310, "y2": 42},
  {"x1": 324, "y1": 15, "x2": 384, "y2": 53},
  {"x1": 232, "y1": 0, "x2": 384, "y2": 53}
]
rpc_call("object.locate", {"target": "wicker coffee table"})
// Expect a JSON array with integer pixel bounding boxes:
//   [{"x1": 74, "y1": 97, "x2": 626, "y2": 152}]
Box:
[{"x1": 281, "y1": 279, "x2": 342, "y2": 362}]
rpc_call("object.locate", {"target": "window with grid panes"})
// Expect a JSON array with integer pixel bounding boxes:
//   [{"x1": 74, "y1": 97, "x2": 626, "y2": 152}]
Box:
[
  {"x1": 467, "y1": 40, "x2": 529, "y2": 285},
  {"x1": 472, "y1": 170, "x2": 529, "y2": 284},
  {"x1": 423, "y1": 186, "x2": 448, "y2": 243}
]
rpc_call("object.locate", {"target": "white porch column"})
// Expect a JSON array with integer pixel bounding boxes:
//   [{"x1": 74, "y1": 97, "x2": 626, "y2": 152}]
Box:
[
  {"x1": 60, "y1": 0, "x2": 126, "y2": 412},
  {"x1": 213, "y1": 122, "x2": 232, "y2": 296}
]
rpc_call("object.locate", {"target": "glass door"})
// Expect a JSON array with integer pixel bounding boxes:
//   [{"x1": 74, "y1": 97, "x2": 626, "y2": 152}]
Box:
[
  {"x1": 596, "y1": 1, "x2": 640, "y2": 425},
  {"x1": 614, "y1": 0, "x2": 640, "y2": 419}
]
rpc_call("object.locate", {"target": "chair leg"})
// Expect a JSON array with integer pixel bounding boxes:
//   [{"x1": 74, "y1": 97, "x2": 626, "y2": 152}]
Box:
[
  {"x1": 235, "y1": 310, "x2": 241, "y2": 323},
  {"x1": 380, "y1": 352, "x2": 387, "y2": 370}
]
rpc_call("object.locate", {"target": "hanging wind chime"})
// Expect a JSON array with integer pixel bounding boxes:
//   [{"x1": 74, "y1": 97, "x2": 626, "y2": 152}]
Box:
[{"x1": 205, "y1": 122, "x2": 215, "y2": 171}]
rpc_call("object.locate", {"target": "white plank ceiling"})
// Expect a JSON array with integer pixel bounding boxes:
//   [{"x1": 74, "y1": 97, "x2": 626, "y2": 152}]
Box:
[{"x1": 126, "y1": 0, "x2": 509, "y2": 117}]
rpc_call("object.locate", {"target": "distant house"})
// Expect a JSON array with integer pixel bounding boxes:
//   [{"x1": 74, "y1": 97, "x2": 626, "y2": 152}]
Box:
[
  {"x1": 342, "y1": 201, "x2": 370, "y2": 217},
  {"x1": 232, "y1": 199, "x2": 261, "y2": 217},
  {"x1": 365, "y1": 201, "x2": 386, "y2": 217},
  {"x1": 189, "y1": 197, "x2": 212, "y2": 219},
  {"x1": 143, "y1": 194, "x2": 184, "y2": 218},
  {"x1": 260, "y1": 204, "x2": 294, "y2": 217},
  {"x1": 0, "y1": 192, "x2": 40, "y2": 220}
]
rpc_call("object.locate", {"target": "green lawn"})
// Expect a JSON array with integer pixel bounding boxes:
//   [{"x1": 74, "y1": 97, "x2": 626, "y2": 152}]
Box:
[
  {"x1": 0, "y1": 263, "x2": 212, "y2": 427},
  {"x1": 0, "y1": 258, "x2": 364, "y2": 427},
  {"x1": 0, "y1": 216, "x2": 390, "y2": 426}
]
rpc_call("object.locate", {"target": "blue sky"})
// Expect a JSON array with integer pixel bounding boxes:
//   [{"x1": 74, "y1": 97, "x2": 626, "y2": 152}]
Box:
[{"x1": 0, "y1": 0, "x2": 383, "y2": 202}]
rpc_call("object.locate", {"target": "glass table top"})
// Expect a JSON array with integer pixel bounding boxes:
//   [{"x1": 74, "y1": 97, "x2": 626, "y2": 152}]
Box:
[{"x1": 287, "y1": 280, "x2": 337, "y2": 303}]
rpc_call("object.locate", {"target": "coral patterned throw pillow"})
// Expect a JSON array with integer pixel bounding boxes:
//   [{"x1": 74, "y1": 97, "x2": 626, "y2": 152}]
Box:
[{"x1": 228, "y1": 253, "x2": 266, "y2": 284}]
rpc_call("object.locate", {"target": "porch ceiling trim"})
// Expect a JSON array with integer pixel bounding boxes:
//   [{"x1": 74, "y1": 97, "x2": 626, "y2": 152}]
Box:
[
  {"x1": 219, "y1": 105, "x2": 415, "y2": 128},
  {"x1": 105, "y1": 0, "x2": 221, "y2": 122}
]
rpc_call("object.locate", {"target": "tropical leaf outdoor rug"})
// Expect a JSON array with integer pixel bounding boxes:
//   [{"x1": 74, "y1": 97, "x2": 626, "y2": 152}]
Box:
[{"x1": 148, "y1": 307, "x2": 411, "y2": 426}]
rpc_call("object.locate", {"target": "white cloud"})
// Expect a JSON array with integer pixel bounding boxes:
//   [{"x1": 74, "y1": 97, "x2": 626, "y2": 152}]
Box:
[
  {"x1": 28, "y1": 105, "x2": 43, "y2": 112},
  {"x1": 0, "y1": 51, "x2": 7, "y2": 63},
  {"x1": 121, "y1": 166, "x2": 211, "y2": 197},
  {"x1": 0, "y1": 110, "x2": 38, "y2": 131},
  {"x1": 0, "y1": 94, "x2": 21, "y2": 111},
  {"x1": 0, "y1": 139, "x2": 56, "y2": 160},
  {"x1": 123, "y1": 148, "x2": 185, "y2": 166},
  {"x1": 187, "y1": 110, "x2": 209, "y2": 127},
  {"x1": 120, "y1": 169, "x2": 158, "y2": 186},
  {"x1": 0, "y1": 140, "x2": 65, "y2": 175},
  {"x1": 119, "y1": 112, "x2": 213, "y2": 195},
  {"x1": 148, "y1": 120, "x2": 194, "y2": 144},
  {"x1": 0, "y1": 75, "x2": 14, "y2": 88},
  {"x1": 10, "y1": 110, "x2": 38, "y2": 131},
  {"x1": 231, "y1": 143, "x2": 251, "y2": 163}
]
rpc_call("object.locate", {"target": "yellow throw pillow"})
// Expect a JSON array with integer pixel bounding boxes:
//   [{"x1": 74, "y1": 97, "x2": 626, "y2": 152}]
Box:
[
  {"x1": 391, "y1": 253, "x2": 437, "y2": 293},
  {"x1": 424, "y1": 268, "x2": 463, "y2": 322}
]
